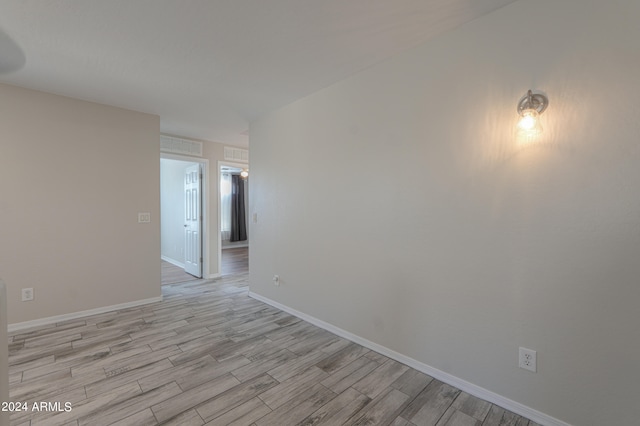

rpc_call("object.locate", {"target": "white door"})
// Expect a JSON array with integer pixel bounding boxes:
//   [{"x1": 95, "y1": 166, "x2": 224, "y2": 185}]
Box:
[{"x1": 184, "y1": 165, "x2": 202, "y2": 277}]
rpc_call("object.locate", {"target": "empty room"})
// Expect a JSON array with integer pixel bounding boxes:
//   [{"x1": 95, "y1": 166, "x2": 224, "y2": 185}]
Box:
[{"x1": 0, "y1": 1, "x2": 639, "y2": 425}]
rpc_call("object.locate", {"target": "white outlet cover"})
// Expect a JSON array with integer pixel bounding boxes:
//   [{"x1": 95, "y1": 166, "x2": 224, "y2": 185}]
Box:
[
  {"x1": 519, "y1": 347, "x2": 537, "y2": 372},
  {"x1": 21, "y1": 288, "x2": 34, "y2": 301}
]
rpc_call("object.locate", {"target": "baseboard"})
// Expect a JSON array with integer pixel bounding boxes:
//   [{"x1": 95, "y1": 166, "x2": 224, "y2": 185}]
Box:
[
  {"x1": 248, "y1": 291, "x2": 570, "y2": 426},
  {"x1": 8, "y1": 296, "x2": 163, "y2": 333},
  {"x1": 161, "y1": 255, "x2": 185, "y2": 268}
]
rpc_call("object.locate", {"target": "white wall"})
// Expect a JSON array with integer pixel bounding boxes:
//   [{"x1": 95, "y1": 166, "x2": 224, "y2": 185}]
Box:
[
  {"x1": 160, "y1": 158, "x2": 195, "y2": 265},
  {"x1": 0, "y1": 84, "x2": 160, "y2": 325},
  {"x1": 249, "y1": 1, "x2": 640, "y2": 425}
]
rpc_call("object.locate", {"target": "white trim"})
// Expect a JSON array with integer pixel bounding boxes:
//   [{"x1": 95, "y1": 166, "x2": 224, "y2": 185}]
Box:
[
  {"x1": 206, "y1": 273, "x2": 222, "y2": 279},
  {"x1": 248, "y1": 291, "x2": 571, "y2": 426},
  {"x1": 8, "y1": 296, "x2": 163, "y2": 333},
  {"x1": 161, "y1": 255, "x2": 185, "y2": 269}
]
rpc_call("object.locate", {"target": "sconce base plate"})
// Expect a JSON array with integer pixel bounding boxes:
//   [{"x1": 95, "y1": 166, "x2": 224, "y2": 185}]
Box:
[{"x1": 517, "y1": 91, "x2": 548, "y2": 115}]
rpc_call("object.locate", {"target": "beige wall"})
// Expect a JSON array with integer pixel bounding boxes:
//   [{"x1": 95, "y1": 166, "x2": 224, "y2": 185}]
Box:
[
  {"x1": 249, "y1": 1, "x2": 640, "y2": 425},
  {"x1": 0, "y1": 83, "x2": 161, "y2": 325}
]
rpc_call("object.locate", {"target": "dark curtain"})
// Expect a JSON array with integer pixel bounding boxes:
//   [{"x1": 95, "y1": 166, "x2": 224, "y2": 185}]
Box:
[{"x1": 230, "y1": 174, "x2": 247, "y2": 242}]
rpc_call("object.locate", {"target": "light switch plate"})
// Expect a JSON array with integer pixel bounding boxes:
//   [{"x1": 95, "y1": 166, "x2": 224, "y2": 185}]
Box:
[{"x1": 138, "y1": 212, "x2": 151, "y2": 223}]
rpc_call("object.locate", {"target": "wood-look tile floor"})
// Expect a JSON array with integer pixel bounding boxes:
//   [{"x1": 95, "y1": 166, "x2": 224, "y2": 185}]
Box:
[
  {"x1": 7, "y1": 271, "x2": 539, "y2": 426},
  {"x1": 162, "y1": 247, "x2": 249, "y2": 285},
  {"x1": 221, "y1": 247, "x2": 249, "y2": 276},
  {"x1": 161, "y1": 261, "x2": 198, "y2": 286}
]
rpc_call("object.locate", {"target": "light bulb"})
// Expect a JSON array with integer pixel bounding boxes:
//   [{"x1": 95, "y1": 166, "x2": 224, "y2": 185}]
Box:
[
  {"x1": 518, "y1": 109, "x2": 538, "y2": 130},
  {"x1": 240, "y1": 170, "x2": 249, "y2": 178},
  {"x1": 517, "y1": 108, "x2": 542, "y2": 136}
]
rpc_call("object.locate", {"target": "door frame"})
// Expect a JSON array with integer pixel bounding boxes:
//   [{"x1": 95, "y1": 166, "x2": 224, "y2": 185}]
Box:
[
  {"x1": 217, "y1": 160, "x2": 249, "y2": 275},
  {"x1": 161, "y1": 153, "x2": 210, "y2": 278}
]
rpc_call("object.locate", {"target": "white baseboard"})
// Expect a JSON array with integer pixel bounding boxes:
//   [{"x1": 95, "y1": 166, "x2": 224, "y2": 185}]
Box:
[
  {"x1": 8, "y1": 296, "x2": 163, "y2": 333},
  {"x1": 248, "y1": 291, "x2": 570, "y2": 426},
  {"x1": 161, "y1": 255, "x2": 185, "y2": 268}
]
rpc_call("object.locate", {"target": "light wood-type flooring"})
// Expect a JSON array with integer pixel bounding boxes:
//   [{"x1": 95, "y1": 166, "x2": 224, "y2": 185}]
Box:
[
  {"x1": 220, "y1": 247, "x2": 249, "y2": 276},
  {"x1": 161, "y1": 261, "x2": 198, "y2": 286},
  {"x1": 8, "y1": 260, "x2": 538, "y2": 425},
  {"x1": 162, "y1": 247, "x2": 249, "y2": 285}
]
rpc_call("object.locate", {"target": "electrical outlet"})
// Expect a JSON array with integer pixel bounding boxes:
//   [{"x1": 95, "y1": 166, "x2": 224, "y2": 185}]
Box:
[
  {"x1": 272, "y1": 275, "x2": 280, "y2": 286},
  {"x1": 519, "y1": 347, "x2": 537, "y2": 372},
  {"x1": 21, "y1": 288, "x2": 34, "y2": 302}
]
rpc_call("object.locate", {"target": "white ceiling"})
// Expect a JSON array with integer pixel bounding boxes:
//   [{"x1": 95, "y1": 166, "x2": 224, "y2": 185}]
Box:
[{"x1": 0, "y1": 0, "x2": 517, "y2": 147}]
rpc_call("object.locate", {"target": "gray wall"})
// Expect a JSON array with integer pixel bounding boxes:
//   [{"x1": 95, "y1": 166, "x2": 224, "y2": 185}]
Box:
[{"x1": 249, "y1": 1, "x2": 640, "y2": 425}]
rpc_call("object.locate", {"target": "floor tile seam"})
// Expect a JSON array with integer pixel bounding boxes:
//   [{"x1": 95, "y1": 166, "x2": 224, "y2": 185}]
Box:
[
  {"x1": 449, "y1": 391, "x2": 494, "y2": 423},
  {"x1": 432, "y1": 394, "x2": 459, "y2": 426},
  {"x1": 392, "y1": 383, "x2": 433, "y2": 407},
  {"x1": 101, "y1": 345, "x2": 180, "y2": 376},
  {"x1": 77, "y1": 381, "x2": 184, "y2": 425},
  {"x1": 20, "y1": 364, "x2": 74, "y2": 383},
  {"x1": 10, "y1": 322, "x2": 83, "y2": 338},
  {"x1": 13, "y1": 382, "x2": 95, "y2": 425},
  {"x1": 194, "y1": 373, "x2": 279, "y2": 423},
  {"x1": 12, "y1": 327, "x2": 94, "y2": 344},
  {"x1": 10, "y1": 367, "x2": 73, "y2": 393},
  {"x1": 55, "y1": 347, "x2": 114, "y2": 365},
  {"x1": 8, "y1": 355, "x2": 57, "y2": 374},
  {"x1": 91, "y1": 356, "x2": 176, "y2": 390},
  {"x1": 71, "y1": 335, "x2": 134, "y2": 350},
  {"x1": 150, "y1": 376, "x2": 238, "y2": 422},
  {"x1": 20, "y1": 335, "x2": 84, "y2": 350},
  {"x1": 70, "y1": 382, "x2": 145, "y2": 426}
]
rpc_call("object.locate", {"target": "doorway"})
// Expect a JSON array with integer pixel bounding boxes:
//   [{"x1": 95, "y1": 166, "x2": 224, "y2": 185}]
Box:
[
  {"x1": 218, "y1": 161, "x2": 249, "y2": 275},
  {"x1": 161, "y1": 154, "x2": 209, "y2": 281}
]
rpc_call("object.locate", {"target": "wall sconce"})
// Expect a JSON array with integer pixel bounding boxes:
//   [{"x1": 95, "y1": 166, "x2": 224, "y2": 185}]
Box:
[
  {"x1": 240, "y1": 169, "x2": 249, "y2": 179},
  {"x1": 517, "y1": 90, "x2": 548, "y2": 137}
]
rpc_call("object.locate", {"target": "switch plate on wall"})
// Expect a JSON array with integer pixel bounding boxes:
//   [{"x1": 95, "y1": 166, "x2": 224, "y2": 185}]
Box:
[{"x1": 138, "y1": 212, "x2": 151, "y2": 223}]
